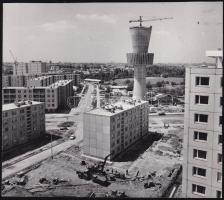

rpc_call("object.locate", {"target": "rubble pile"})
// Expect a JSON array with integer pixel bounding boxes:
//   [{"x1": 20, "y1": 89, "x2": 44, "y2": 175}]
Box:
[{"x1": 150, "y1": 134, "x2": 182, "y2": 158}]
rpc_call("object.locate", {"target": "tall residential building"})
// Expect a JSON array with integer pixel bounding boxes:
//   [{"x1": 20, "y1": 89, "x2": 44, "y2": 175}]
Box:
[
  {"x1": 13, "y1": 62, "x2": 28, "y2": 75},
  {"x1": 83, "y1": 99, "x2": 149, "y2": 160},
  {"x1": 13, "y1": 61, "x2": 48, "y2": 75},
  {"x1": 2, "y1": 101, "x2": 45, "y2": 152},
  {"x1": 2, "y1": 80, "x2": 73, "y2": 112},
  {"x1": 182, "y1": 50, "x2": 223, "y2": 198},
  {"x1": 126, "y1": 22, "x2": 154, "y2": 100}
]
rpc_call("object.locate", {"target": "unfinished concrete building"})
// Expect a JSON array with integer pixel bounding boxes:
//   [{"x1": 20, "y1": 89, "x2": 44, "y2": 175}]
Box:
[{"x1": 126, "y1": 23, "x2": 154, "y2": 100}]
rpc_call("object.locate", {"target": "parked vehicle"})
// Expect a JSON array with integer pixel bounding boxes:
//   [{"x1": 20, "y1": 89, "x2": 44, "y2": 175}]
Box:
[
  {"x1": 69, "y1": 135, "x2": 76, "y2": 140},
  {"x1": 158, "y1": 111, "x2": 166, "y2": 115}
]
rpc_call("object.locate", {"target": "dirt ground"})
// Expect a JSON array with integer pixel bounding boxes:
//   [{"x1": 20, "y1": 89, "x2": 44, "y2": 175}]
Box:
[
  {"x1": 2, "y1": 112, "x2": 184, "y2": 197},
  {"x1": 2, "y1": 131, "x2": 183, "y2": 197}
]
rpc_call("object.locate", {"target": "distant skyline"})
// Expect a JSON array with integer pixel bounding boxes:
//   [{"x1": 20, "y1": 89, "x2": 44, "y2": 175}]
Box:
[{"x1": 3, "y1": 2, "x2": 223, "y2": 63}]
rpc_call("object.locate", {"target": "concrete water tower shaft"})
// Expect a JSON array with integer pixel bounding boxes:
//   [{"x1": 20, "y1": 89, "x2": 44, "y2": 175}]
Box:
[{"x1": 127, "y1": 25, "x2": 154, "y2": 100}]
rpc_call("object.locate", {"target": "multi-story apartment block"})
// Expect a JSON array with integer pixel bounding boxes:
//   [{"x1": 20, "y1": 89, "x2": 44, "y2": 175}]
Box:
[
  {"x1": 27, "y1": 76, "x2": 54, "y2": 87},
  {"x1": 182, "y1": 50, "x2": 223, "y2": 198},
  {"x1": 2, "y1": 73, "x2": 81, "y2": 87},
  {"x1": 83, "y1": 99, "x2": 149, "y2": 160},
  {"x1": 27, "y1": 61, "x2": 48, "y2": 74},
  {"x1": 13, "y1": 61, "x2": 49, "y2": 75},
  {"x1": 13, "y1": 62, "x2": 28, "y2": 75},
  {"x1": 2, "y1": 101, "x2": 45, "y2": 152},
  {"x1": 2, "y1": 74, "x2": 40, "y2": 87},
  {"x1": 2, "y1": 80, "x2": 73, "y2": 112},
  {"x1": 52, "y1": 74, "x2": 81, "y2": 86}
]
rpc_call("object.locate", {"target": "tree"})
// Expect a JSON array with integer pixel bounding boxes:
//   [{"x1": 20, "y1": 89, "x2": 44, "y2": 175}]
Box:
[
  {"x1": 105, "y1": 86, "x2": 111, "y2": 93},
  {"x1": 146, "y1": 81, "x2": 152, "y2": 90},
  {"x1": 156, "y1": 81, "x2": 163, "y2": 88},
  {"x1": 127, "y1": 81, "x2": 134, "y2": 91},
  {"x1": 125, "y1": 79, "x2": 131, "y2": 85}
]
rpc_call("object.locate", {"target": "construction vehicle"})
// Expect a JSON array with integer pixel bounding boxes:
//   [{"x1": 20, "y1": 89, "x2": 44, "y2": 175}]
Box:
[
  {"x1": 129, "y1": 16, "x2": 173, "y2": 27},
  {"x1": 76, "y1": 169, "x2": 91, "y2": 180},
  {"x1": 76, "y1": 153, "x2": 113, "y2": 185},
  {"x1": 92, "y1": 175, "x2": 110, "y2": 186},
  {"x1": 97, "y1": 153, "x2": 112, "y2": 173}
]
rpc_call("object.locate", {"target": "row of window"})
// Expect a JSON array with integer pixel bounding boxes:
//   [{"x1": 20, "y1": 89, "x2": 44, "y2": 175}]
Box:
[
  {"x1": 194, "y1": 113, "x2": 222, "y2": 125},
  {"x1": 193, "y1": 131, "x2": 222, "y2": 145},
  {"x1": 192, "y1": 166, "x2": 222, "y2": 182},
  {"x1": 192, "y1": 184, "x2": 222, "y2": 198},
  {"x1": 195, "y1": 76, "x2": 222, "y2": 87},
  {"x1": 194, "y1": 95, "x2": 223, "y2": 106},
  {"x1": 193, "y1": 149, "x2": 222, "y2": 163}
]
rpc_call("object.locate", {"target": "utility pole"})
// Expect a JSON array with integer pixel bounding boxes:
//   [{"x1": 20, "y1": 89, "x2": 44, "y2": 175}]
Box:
[{"x1": 50, "y1": 134, "x2": 53, "y2": 159}]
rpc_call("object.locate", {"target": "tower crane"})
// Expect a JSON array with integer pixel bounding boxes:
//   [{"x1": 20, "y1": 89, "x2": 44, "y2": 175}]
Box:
[
  {"x1": 129, "y1": 16, "x2": 173, "y2": 27},
  {"x1": 9, "y1": 50, "x2": 18, "y2": 75}
]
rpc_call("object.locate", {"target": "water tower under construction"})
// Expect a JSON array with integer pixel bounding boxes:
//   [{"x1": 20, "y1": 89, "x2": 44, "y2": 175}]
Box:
[{"x1": 127, "y1": 19, "x2": 154, "y2": 100}]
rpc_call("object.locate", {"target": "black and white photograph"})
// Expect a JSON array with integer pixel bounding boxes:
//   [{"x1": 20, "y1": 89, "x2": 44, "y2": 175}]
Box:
[{"x1": 1, "y1": 1, "x2": 223, "y2": 198}]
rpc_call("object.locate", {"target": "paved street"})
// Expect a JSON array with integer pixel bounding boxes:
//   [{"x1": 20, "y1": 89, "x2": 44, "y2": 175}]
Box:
[{"x1": 2, "y1": 83, "x2": 94, "y2": 180}]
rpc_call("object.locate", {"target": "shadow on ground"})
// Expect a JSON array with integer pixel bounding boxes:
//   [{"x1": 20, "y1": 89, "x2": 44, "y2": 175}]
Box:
[
  {"x1": 114, "y1": 132, "x2": 163, "y2": 162},
  {"x1": 2, "y1": 133, "x2": 61, "y2": 162}
]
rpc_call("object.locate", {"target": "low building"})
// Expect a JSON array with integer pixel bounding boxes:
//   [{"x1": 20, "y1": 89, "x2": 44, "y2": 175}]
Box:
[
  {"x1": 2, "y1": 101, "x2": 45, "y2": 152},
  {"x1": 83, "y1": 99, "x2": 149, "y2": 160},
  {"x1": 110, "y1": 85, "x2": 128, "y2": 96}
]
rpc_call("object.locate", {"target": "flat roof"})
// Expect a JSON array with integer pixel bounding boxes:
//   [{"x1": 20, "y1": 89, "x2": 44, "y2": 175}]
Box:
[
  {"x1": 3, "y1": 101, "x2": 43, "y2": 111},
  {"x1": 3, "y1": 80, "x2": 73, "y2": 90},
  {"x1": 30, "y1": 76, "x2": 52, "y2": 81},
  {"x1": 86, "y1": 99, "x2": 148, "y2": 116},
  {"x1": 84, "y1": 78, "x2": 101, "y2": 83},
  {"x1": 110, "y1": 85, "x2": 128, "y2": 89},
  {"x1": 206, "y1": 50, "x2": 223, "y2": 57}
]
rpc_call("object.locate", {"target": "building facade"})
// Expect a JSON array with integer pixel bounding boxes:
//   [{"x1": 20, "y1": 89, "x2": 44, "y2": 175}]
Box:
[
  {"x1": 83, "y1": 99, "x2": 149, "y2": 160},
  {"x1": 13, "y1": 61, "x2": 48, "y2": 75},
  {"x1": 2, "y1": 80, "x2": 73, "y2": 112},
  {"x1": 27, "y1": 76, "x2": 54, "y2": 87},
  {"x1": 2, "y1": 101, "x2": 45, "y2": 152},
  {"x1": 3, "y1": 73, "x2": 80, "y2": 87},
  {"x1": 182, "y1": 50, "x2": 223, "y2": 198}
]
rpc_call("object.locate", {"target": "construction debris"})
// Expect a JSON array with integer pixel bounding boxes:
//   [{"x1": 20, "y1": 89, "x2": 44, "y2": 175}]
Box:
[{"x1": 16, "y1": 175, "x2": 28, "y2": 186}]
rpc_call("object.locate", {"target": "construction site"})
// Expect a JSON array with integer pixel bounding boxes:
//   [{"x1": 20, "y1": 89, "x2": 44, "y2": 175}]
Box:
[
  {"x1": 2, "y1": 91, "x2": 184, "y2": 197},
  {"x1": 2, "y1": 16, "x2": 184, "y2": 198}
]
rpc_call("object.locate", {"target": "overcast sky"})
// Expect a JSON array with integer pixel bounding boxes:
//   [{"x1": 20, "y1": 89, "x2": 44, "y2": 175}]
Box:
[{"x1": 3, "y1": 2, "x2": 223, "y2": 63}]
